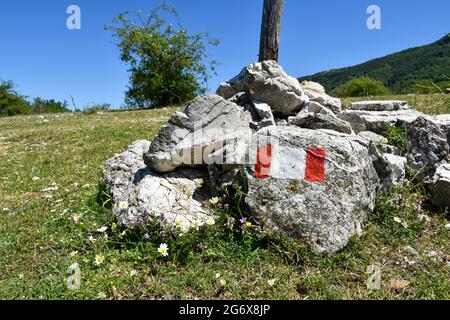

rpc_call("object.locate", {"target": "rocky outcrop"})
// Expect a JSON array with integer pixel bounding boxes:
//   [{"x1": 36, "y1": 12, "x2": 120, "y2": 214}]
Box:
[
  {"x1": 217, "y1": 60, "x2": 309, "y2": 116},
  {"x1": 104, "y1": 140, "x2": 214, "y2": 230},
  {"x1": 104, "y1": 60, "x2": 450, "y2": 255},
  {"x1": 245, "y1": 126, "x2": 378, "y2": 254}
]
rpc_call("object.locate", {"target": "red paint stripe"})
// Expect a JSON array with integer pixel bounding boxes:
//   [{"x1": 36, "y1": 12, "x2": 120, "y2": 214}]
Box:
[
  {"x1": 255, "y1": 144, "x2": 272, "y2": 179},
  {"x1": 304, "y1": 147, "x2": 326, "y2": 183}
]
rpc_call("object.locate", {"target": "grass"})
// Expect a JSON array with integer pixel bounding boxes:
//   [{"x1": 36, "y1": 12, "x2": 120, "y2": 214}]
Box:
[{"x1": 0, "y1": 96, "x2": 449, "y2": 300}]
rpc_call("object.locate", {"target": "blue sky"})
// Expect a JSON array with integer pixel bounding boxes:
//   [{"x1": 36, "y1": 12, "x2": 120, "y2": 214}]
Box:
[{"x1": 0, "y1": 0, "x2": 448, "y2": 109}]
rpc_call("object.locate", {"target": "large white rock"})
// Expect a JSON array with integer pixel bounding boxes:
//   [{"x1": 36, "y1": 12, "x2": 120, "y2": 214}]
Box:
[
  {"x1": 217, "y1": 61, "x2": 308, "y2": 115},
  {"x1": 144, "y1": 94, "x2": 254, "y2": 173},
  {"x1": 288, "y1": 112, "x2": 353, "y2": 134},
  {"x1": 384, "y1": 154, "x2": 407, "y2": 186},
  {"x1": 300, "y1": 80, "x2": 342, "y2": 115},
  {"x1": 245, "y1": 126, "x2": 379, "y2": 254},
  {"x1": 406, "y1": 116, "x2": 449, "y2": 182},
  {"x1": 104, "y1": 140, "x2": 213, "y2": 230},
  {"x1": 339, "y1": 109, "x2": 425, "y2": 134},
  {"x1": 432, "y1": 164, "x2": 450, "y2": 208},
  {"x1": 358, "y1": 131, "x2": 388, "y2": 145},
  {"x1": 349, "y1": 100, "x2": 409, "y2": 112}
]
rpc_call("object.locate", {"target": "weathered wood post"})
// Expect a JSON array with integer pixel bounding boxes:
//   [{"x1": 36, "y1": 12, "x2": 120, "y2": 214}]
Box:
[{"x1": 259, "y1": 0, "x2": 285, "y2": 62}]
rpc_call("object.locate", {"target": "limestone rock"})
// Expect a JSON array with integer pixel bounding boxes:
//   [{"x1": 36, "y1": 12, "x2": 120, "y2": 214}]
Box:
[
  {"x1": 104, "y1": 140, "x2": 213, "y2": 230},
  {"x1": 432, "y1": 164, "x2": 450, "y2": 208},
  {"x1": 300, "y1": 80, "x2": 342, "y2": 115},
  {"x1": 252, "y1": 101, "x2": 276, "y2": 129},
  {"x1": 406, "y1": 116, "x2": 449, "y2": 181},
  {"x1": 339, "y1": 109, "x2": 425, "y2": 134},
  {"x1": 384, "y1": 154, "x2": 407, "y2": 186},
  {"x1": 217, "y1": 61, "x2": 308, "y2": 115},
  {"x1": 144, "y1": 94, "x2": 253, "y2": 173},
  {"x1": 288, "y1": 112, "x2": 353, "y2": 134},
  {"x1": 245, "y1": 126, "x2": 379, "y2": 254},
  {"x1": 358, "y1": 131, "x2": 388, "y2": 145},
  {"x1": 304, "y1": 101, "x2": 336, "y2": 117},
  {"x1": 358, "y1": 131, "x2": 401, "y2": 156},
  {"x1": 349, "y1": 100, "x2": 409, "y2": 112}
]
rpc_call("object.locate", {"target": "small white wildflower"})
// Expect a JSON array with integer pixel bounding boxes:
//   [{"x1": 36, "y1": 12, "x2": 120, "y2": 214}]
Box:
[
  {"x1": 193, "y1": 219, "x2": 204, "y2": 229},
  {"x1": 210, "y1": 197, "x2": 219, "y2": 205},
  {"x1": 88, "y1": 235, "x2": 96, "y2": 243},
  {"x1": 118, "y1": 201, "x2": 128, "y2": 210},
  {"x1": 206, "y1": 219, "x2": 216, "y2": 226},
  {"x1": 268, "y1": 278, "x2": 276, "y2": 287},
  {"x1": 130, "y1": 270, "x2": 138, "y2": 277},
  {"x1": 94, "y1": 255, "x2": 105, "y2": 265},
  {"x1": 215, "y1": 273, "x2": 221, "y2": 279},
  {"x1": 32, "y1": 176, "x2": 40, "y2": 181},
  {"x1": 219, "y1": 279, "x2": 227, "y2": 287},
  {"x1": 158, "y1": 243, "x2": 169, "y2": 257}
]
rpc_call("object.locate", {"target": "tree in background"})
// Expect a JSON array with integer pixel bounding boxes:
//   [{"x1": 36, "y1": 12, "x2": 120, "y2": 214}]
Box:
[
  {"x1": 332, "y1": 76, "x2": 390, "y2": 97},
  {"x1": 107, "y1": 3, "x2": 219, "y2": 109},
  {"x1": 31, "y1": 98, "x2": 70, "y2": 114},
  {"x1": 0, "y1": 81, "x2": 32, "y2": 117}
]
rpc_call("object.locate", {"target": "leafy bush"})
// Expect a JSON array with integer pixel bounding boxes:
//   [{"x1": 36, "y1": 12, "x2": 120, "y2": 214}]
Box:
[
  {"x1": 332, "y1": 77, "x2": 390, "y2": 97},
  {"x1": 106, "y1": 3, "x2": 219, "y2": 109},
  {"x1": 0, "y1": 81, "x2": 32, "y2": 117},
  {"x1": 82, "y1": 103, "x2": 111, "y2": 115},
  {"x1": 383, "y1": 123, "x2": 408, "y2": 155},
  {"x1": 31, "y1": 97, "x2": 71, "y2": 114}
]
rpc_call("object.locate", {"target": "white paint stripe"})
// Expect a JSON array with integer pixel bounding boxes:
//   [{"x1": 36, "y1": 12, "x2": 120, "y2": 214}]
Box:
[{"x1": 270, "y1": 144, "x2": 307, "y2": 180}]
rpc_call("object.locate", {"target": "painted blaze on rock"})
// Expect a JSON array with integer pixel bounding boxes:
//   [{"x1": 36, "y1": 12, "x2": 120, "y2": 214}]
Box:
[
  {"x1": 246, "y1": 126, "x2": 379, "y2": 254},
  {"x1": 255, "y1": 144, "x2": 326, "y2": 183}
]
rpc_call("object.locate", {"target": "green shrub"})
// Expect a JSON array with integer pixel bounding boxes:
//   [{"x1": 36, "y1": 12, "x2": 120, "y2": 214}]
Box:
[
  {"x1": 383, "y1": 123, "x2": 408, "y2": 155},
  {"x1": 82, "y1": 103, "x2": 112, "y2": 115},
  {"x1": 106, "y1": 3, "x2": 219, "y2": 109},
  {"x1": 31, "y1": 97, "x2": 71, "y2": 114},
  {"x1": 0, "y1": 81, "x2": 32, "y2": 117},
  {"x1": 332, "y1": 77, "x2": 390, "y2": 97}
]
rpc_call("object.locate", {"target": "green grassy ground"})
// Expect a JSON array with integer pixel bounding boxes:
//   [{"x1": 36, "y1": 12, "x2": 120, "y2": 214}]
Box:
[{"x1": 0, "y1": 96, "x2": 449, "y2": 300}]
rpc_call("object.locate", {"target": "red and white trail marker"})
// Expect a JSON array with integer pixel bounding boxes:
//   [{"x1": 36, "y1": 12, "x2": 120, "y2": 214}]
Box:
[{"x1": 255, "y1": 144, "x2": 326, "y2": 183}]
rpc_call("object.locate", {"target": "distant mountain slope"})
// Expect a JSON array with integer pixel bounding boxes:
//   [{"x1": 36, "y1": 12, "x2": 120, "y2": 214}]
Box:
[{"x1": 299, "y1": 34, "x2": 450, "y2": 93}]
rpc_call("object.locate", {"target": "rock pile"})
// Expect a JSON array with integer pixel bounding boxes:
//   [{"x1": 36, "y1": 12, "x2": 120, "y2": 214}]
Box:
[{"x1": 104, "y1": 60, "x2": 450, "y2": 254}]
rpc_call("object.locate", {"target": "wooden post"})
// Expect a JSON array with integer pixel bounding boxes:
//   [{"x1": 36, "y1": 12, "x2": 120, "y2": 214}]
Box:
[{"x1": 259, "y1": 0, "x2": 285, "y2": 62}]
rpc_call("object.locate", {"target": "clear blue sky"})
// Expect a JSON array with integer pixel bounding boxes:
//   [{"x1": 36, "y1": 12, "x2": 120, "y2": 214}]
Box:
[{"x1": 0, "y1": 0, "x2": 448, "y2": 109}]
